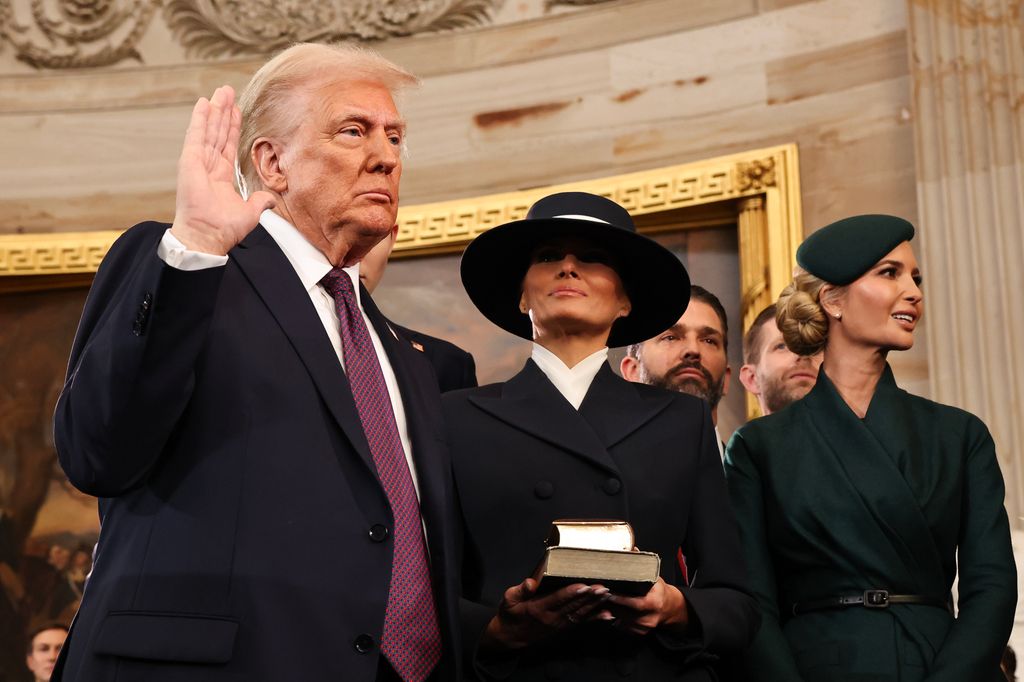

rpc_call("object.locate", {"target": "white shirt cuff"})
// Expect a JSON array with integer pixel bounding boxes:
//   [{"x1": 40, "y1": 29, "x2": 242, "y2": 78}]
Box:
[{"x1": 158, "y1": 229, "x2": 229, "y2": 270}]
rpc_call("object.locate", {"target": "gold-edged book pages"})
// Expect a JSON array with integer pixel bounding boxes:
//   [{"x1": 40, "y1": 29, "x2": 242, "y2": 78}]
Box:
[{"x1": 535, "y1": 520, "x2": 660, "y2": 597}]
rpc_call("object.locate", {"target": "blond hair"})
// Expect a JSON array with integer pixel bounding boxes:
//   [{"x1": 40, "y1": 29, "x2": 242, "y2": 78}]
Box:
[
  {"x1": 775, "y1": 268, "x2": 847, "y2": 356},
  {"x1": 236, "y1": 42, "x2": 418, "y2": 194}
]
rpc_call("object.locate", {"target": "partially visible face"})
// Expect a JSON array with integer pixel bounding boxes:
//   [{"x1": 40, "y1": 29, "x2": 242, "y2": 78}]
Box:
[
  {"x1": 519, "y1": 237, "x2": 631, "y2": 343},
  {"x1": 831, "y1": 241, "x2": 923, "y2": 352},
  {"x1": 26, "y1": 628, "x2": 66, "y2": 682},
  {"x1": 633, "y1": 300, "x2": 730, "y2": 407},
  {"x1": 276, "y1": 79, "x2": 404, "y2": 263},
  {"x1": 358, "y1": 224, "x2": 398, "y2": 293},
  {"x1": 751, "y1": 321, "x2": 822, "y2": 414},
  {"x1": 47, "y1": 545, "x2": 70, "y2": 571}
]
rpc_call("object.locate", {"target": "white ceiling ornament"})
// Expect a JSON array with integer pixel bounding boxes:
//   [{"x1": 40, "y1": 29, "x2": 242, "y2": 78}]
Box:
[{"x1": 163, "y1": 0, "x2": 503, "y2": 58}]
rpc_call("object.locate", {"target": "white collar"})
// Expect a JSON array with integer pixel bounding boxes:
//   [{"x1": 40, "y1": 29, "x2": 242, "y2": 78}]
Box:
[
  {"x1": 260, "y1": 209, "x2": 361, "y2": 303},
  {"x1": 530, "y1": 344, "x2": 609, "y2": 410}
]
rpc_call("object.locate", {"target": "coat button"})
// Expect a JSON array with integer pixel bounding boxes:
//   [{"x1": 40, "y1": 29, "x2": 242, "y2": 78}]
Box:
[
  {"x1": 353, "y1": 633, "x2": 375, "y2": 654},
  {"x1": 368, "y1": 524, "x2": 389, "y2": 542},
  {"x1": 533, "y1": 480, "x2": 554, "y2": 499},
  {"x1": 602, "y1": 478, "x2": 622, "y2": 495}
]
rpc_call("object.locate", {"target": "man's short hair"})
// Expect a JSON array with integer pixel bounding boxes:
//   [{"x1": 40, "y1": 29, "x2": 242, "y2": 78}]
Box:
[
  {"x1": 743, "y1": 303, "x2": 778, "y2": 365},
  {"x1": 236, "y1": 42, "x2": 419, "y2": 194},
  {"x1": 625, "y1": 284, "x2": 728, "y2": 359},
  {"x1": 25, "y1": 622, "x2": 68, "y2": 654}
]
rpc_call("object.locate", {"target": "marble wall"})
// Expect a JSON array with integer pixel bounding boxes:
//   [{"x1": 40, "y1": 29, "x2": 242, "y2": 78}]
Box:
[{"x1": 0, "y1": 0, "x2": 929, "y2": 390}]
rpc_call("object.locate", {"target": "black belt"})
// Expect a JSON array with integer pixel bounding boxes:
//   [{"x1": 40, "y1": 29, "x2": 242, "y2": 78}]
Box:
[{"x1": 791, "y1": 589, "x2": 951, "y2": 616}]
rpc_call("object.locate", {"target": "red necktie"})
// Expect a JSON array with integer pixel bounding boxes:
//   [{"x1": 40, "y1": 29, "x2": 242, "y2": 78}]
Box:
[{"x1": 320, "y1": 268, "x2": 441, "y2": 681}]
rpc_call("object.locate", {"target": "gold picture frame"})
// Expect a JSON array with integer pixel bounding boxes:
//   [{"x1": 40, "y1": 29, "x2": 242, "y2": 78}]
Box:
[{"x1": 0, "y1": 143, "x2": 803, "y2": 328}]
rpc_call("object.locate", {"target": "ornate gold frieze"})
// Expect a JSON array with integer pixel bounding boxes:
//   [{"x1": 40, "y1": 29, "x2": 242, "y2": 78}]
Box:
[
  {"x1": 0, "y1": 145, "x2": 803, "y2": 310},
  {"x1": 0, "y1": 231, "x2": 117, "y2": 275}
]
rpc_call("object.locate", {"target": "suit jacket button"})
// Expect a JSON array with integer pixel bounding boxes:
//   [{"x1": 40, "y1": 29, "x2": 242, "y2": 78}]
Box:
[
  {"x1": 353, "y1": 633, "x2": 375, "y2": 654},
  {"x1": 534, "y1": 480, "x2": 555, "y2": 499},
  {"x1": 602, "y1": 478, "x2": 622, "y2": 495},
  {"x1": 369, "y1": 524, "x2": 389, "y2": 542}
]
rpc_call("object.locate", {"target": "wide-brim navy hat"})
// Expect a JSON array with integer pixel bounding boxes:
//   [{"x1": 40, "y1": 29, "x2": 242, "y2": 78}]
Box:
[{"x1": 460, "y1": 191, "x2": 691, "y2": 348}]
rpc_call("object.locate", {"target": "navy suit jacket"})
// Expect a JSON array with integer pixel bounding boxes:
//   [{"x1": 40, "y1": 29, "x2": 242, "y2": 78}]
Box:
[
  {"x1": 391, "y1": 323, "x2": 477, "y2": 394},
  {"x1": 52, "y1": 222, "x2": 461, "y2": 681}
]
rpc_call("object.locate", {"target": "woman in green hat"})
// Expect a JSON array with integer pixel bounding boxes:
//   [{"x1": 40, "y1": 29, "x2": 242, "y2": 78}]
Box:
[{"x1": 725, "y1": 214, "x2": 1016, "y2": 681}]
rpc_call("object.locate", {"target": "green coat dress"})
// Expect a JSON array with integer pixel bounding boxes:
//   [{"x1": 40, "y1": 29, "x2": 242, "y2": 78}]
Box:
[{"x1": 725, "y1": 365, "x2": 1016, "y2": 682}]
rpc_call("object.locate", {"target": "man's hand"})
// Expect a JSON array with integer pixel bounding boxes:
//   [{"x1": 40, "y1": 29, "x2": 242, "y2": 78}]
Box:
[
  {"x1": 170, "y1": 86, "x2": 277, "y2": 256},
  {"x1": 480, "y1": 579, "x2": 613, "y2": 652},
  {"x1": 605, "y1": 578, "x2": 690, "y2": 637}
]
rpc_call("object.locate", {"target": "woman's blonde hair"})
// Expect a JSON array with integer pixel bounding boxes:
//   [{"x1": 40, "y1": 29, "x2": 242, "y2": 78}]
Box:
[
  {"x1": 775, "y1": 267, "x2": 847, "y2": 356},
  {"x1": 235, "y1": 42, "x2": 418, "y2": 195}
]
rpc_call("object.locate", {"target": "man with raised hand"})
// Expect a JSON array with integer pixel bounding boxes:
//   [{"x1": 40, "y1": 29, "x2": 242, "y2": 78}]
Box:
[{"x1": 53, "y1": 44, "x2": 459, "y2": 682}]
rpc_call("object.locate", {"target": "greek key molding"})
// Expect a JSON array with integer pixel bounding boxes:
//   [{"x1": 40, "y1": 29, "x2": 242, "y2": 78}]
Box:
[
  {"x1": 393, "y1": 146, "x2": 787, "y2": 255},
  {"x1": 0, "y1": 231, "x2": 117, "y2": 275},
  {"x1": 0, "y1": 144, "x2": 803, "y2": 316}
]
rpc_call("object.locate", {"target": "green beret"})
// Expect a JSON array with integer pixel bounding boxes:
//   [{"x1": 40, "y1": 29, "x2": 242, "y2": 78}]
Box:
[{"x1": 796, "y1": 214, "x2": 915, "y2": 285}]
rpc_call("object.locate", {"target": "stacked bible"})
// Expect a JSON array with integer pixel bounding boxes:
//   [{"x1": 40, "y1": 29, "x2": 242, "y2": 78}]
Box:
[{"x1": 534, "y1": 519, "x2": 660, "y2": 596}]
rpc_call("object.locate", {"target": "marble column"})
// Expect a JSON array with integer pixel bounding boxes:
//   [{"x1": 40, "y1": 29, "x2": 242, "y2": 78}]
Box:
[{"x1": 906, "y1": 0, "x2": 1024, "y2": 647}]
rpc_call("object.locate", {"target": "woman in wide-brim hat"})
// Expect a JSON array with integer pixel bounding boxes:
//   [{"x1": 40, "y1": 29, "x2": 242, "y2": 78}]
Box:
[
  {"x1": 725, "y1": 215, "x2": 1016, "y2": 681},
  {"x1": 444, "y1": 191, "x2": 759, "y2": 680}
]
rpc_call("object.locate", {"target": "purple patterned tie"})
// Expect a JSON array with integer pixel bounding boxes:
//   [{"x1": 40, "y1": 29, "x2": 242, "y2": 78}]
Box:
[{"x1": 320, "y1": 268, "x2": 441, "y2": 682}]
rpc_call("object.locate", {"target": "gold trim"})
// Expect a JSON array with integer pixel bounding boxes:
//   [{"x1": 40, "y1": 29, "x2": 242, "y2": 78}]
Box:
[
  {"x1": 0, "y1": 145, "x2": 802, "y2": 418},
  {"x1": 0, "y1": 231, "x2": 119, "y2": 277},
  {"x1": 0, "y1": 144, "x2": 802, "y2": 306}
]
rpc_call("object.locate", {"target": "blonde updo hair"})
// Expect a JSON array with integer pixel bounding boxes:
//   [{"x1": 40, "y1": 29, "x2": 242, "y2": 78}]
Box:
[{"x1": 775, "y1": 267, "x2": 847, "y2": 356}]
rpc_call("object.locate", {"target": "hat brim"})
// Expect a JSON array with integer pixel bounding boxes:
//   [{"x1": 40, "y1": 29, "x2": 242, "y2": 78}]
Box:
[{"x1": 460, "y1": 217, "x2": 690, "y2": 347}]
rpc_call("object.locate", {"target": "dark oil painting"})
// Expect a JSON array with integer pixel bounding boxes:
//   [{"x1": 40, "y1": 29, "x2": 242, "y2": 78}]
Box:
[{"x1": 0, "y1": 285, "x2": 94, "y2": 681}]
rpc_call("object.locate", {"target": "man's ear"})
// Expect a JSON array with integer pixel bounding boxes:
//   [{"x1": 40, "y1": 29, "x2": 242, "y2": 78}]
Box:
[
  {"x1": 620, "y1": 355, "x2": 641, "y2": 382},
  {"x1": 721, "y1": 365, "x2": 732, "y2": 398},
  {"x1": 738, "y1": 364, "x2": 760, "y2": 396},
  {"x1": 252, "y1": 138, "x2": 287, "y2": 193}
]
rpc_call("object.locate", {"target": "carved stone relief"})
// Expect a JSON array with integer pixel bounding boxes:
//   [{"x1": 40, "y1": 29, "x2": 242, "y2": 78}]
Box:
[
  {"x1": 0, "y1": 0, "x2": 513, "y2": 67},
  {"x1": 163, "y1": 0, "x2": 503, "y2": 59},
  {"x1": 0, "y1": 0, "x2": 158, "y2": 69}
]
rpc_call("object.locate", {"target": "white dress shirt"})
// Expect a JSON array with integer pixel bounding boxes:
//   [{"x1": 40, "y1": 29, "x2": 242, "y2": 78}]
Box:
[
  {"x1": 157, "y1": 210, "x2": 423, "y2": 499},
  {"x1": 529, "y1": 343, "x2": 609, "y2": 410}
]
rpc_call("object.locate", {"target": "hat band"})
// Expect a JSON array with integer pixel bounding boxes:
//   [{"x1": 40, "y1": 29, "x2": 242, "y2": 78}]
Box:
[{"x1": 552, "y1": 214, "x2": 611, "y2": 224}]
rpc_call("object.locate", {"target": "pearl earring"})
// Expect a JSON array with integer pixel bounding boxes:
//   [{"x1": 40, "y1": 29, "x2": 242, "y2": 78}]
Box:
[{"x1": 833, "y1": 311, "x2": 842, "y2": 320}]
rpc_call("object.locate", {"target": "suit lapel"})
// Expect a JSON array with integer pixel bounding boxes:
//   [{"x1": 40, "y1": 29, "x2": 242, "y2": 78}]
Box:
[
  {"x1": 801, "y1": 367, "x2": 945, "y2": 595},
  {"x1": 469, "y1": 360, "x2": 621, "y2": 476},
  {"x1": 231, "y1": 226, "x2": 375, "y2": 472},
  {"x1": 578, "y1": 365, "x2": 675, "y2": 449}
]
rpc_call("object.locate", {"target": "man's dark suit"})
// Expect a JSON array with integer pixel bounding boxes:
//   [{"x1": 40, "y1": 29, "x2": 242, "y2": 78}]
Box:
[
  {"x1": 52, "y1": 222, "x2": 461, "y2": 681},
  {"x1": 443, "y1": 360, "x2": 759, "y2": 681},
  {"x1": 391, "y1": 324, "x2": 477, "y2": 393}
]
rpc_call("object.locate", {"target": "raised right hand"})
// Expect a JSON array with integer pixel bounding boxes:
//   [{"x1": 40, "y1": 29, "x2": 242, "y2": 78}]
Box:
[
  {"x1": 480, "y1": 579, "x2": 613, "y2": 652},
  {"x1": 170, "y1": 85, "x2": 276, "y2": 256}
]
